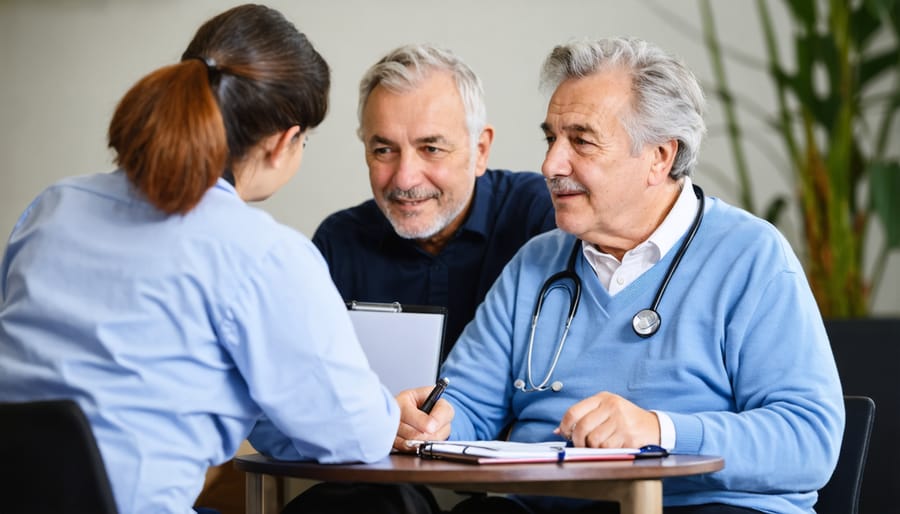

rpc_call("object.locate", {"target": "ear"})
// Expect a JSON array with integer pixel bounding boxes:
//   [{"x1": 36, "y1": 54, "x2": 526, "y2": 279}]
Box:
[
  {"x1": 647, "y1": 139, "x2": 679, "y2": 186},
  {"x1": 265, "y1": 125, "x2": 303, "y2": 169},
  {"x1": 472, "y1": 125, "x2": 495, "y2": 178}
]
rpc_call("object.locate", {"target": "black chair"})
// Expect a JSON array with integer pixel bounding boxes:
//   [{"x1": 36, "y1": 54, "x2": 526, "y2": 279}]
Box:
[
  {"x1": 0, "y1": 398, "x2": 119, "y2": 514},
  {"x1": 815, "y1": 395, "x2": 876, "y2": 514},
  {"x1": 825, "y1": 318, "x2": 899, "y2": 513}
]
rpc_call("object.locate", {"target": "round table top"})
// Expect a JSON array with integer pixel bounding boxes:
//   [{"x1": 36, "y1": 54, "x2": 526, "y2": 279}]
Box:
[{"x1": 234, "y1": 452, "x2": 723, "y2": 485}]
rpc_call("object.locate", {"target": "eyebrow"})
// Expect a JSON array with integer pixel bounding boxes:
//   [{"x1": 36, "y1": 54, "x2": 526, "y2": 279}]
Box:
[
  {"x1": 367, "y1": 134, "x2": 451, "y2": 146},
  {"x1": 540, "y1": 122, "x2": 598, "y2": 136},
  {"x1": 367, "y1": 134, "x2": 394, "y2": 147},
  {"x1": 415, "y1": 135, "x2": 451, "y2": 146}
]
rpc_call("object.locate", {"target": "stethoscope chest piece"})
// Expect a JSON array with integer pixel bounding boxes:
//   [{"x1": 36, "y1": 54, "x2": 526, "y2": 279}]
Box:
[{"x1": 632, "y1": 308, "x2": 661, "y2": 338}]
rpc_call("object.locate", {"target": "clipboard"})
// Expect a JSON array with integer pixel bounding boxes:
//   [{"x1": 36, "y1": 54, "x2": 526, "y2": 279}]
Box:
[{"x1": 347, "y1": 301, "x2": 447, "y2": 395}]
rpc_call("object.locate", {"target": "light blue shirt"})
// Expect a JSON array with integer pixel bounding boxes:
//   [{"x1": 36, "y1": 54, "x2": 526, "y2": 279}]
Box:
[
  {"x1": 0, "y1": 171, "x2": 400, "y2": 514},
  {"x1": 441, "y1": 195, "x2": 844, "y2": 514}
]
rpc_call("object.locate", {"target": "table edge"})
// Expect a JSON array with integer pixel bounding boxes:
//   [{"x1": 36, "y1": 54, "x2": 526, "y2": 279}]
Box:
[{"x1": 234, "y1": 453, "x2": 723, "y2": 484}]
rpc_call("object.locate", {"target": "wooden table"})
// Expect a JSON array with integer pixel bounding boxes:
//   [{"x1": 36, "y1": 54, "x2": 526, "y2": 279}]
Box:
[{"x1": 234, "y1": 452, "x2": 723, "y2": 514}]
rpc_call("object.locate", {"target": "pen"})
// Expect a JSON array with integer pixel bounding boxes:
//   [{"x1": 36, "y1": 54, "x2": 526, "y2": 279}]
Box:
[
  {"x1": 420, "y1": 377, "x2": 449, "y2": 414},
  {"x1": 637, "y1": 444, "x2": 669, "y2": 458}
]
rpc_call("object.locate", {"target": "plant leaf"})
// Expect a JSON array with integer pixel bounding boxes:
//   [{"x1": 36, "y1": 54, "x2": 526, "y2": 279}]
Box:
[
  {"x1": 854, "y1": 0, "x2": 884, "y2": 50},
  {"x1": 786, "y1": 0, "x2": 817, "y2": 31},
  {"x1": 869, "y1": 161, "x2": 900, "y2": 248},
  {"x1": 859, "y1": 48, "x2": 900, "y2": 90}
]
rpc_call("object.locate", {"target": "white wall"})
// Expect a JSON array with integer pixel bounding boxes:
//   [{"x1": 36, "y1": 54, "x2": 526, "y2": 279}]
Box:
[{"x1": 1, "y1": 0, "x2": 897, "y2": 313}]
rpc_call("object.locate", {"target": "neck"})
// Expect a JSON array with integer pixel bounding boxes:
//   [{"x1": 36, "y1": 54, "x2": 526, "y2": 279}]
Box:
[
  {"x1": 416, "y1": 232, "x2": 455, "y2": 256},
  {"x1": 415, "y1": 199, "x2": 473, "y2": 255},
  {"x1": 591, "y1": 180, "x2": 683, "y2": 261}
]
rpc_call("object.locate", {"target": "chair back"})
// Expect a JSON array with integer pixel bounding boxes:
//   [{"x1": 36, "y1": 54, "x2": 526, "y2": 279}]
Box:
[
  {"x1": 815, "y1": 395, "x2": 876, "y2": 514},
  {"x1": 0, "y1": 398, "x2": 119, "y2": 514}
]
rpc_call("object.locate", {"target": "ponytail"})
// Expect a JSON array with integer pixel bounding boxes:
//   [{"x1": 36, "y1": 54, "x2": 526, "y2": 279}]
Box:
[{"x1": 108, "y1": 59, "x2": 227, "y2": 215}]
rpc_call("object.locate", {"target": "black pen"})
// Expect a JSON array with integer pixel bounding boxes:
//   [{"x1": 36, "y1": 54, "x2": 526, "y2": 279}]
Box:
[{"x1": 420, "y1": 377, "x2": 449, "y2": 414}]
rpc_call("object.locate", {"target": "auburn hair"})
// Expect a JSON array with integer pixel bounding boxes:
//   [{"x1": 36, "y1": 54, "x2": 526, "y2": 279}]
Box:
[{"x1": 108, "y1": 4, "x2": 330, "y2": 215}]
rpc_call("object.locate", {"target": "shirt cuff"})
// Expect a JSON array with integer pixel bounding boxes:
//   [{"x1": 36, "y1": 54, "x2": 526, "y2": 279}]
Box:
[{"x1": 652, "y1": 410, "x2": 676, "y2": 450}]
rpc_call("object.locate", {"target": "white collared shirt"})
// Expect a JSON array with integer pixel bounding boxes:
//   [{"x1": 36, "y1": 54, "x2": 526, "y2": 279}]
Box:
[{"x1": 581, "y1": 176, "x2": 698, "y2": 450}]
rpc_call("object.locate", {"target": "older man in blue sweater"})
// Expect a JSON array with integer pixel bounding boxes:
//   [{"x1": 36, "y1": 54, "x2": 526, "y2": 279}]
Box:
[{"x1": 396, "y1": 37, "x2": 844, "y2": 514}]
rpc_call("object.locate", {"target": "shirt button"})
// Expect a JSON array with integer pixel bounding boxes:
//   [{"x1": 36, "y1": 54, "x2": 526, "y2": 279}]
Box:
[{"x1": 616, "y1": 276, "x2": 625, "y2": 285}]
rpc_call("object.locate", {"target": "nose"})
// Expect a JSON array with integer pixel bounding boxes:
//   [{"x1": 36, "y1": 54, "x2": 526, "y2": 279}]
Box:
[
  {"x1": 391, "y1": 150, "x2": 423, "y2": 190},
  {"x1": 541, "y1": 140, "x2": 571, "y2": 179}
]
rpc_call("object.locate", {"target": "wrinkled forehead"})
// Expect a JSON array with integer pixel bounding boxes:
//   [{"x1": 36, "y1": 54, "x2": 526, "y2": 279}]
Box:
[
  {"x1": 360, "y1": 74, "x2": 470, "y2": 144},
  {"x1": 543, "y1": 71, "x2": 634, "y2": 131}
]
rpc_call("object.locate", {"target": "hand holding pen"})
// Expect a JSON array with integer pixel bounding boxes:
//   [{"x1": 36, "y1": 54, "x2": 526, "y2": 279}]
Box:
[{"x1": 394, "y1": 377, "x2": 453, "y2": 452}]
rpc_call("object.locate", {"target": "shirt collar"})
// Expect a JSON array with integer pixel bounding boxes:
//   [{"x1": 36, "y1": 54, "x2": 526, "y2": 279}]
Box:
[
  {"x1": 458, "y1": 174, "x2": 492, "y2": 238},
  {"x1": 648, "y1": 176, "x2": 697, "y2": 260},
  {"x1": 213, "y1": 177, "x2": 239, "y2": 196}
]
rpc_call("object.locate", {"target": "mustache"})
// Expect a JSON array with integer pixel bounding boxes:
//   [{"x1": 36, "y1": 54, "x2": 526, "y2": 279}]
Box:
[
  {"x1": 546, "y1": 177, "x2": 588, "y2": 194},
  {"x1": 386, "y1": 188, "x2": 441, "y2": 202}
]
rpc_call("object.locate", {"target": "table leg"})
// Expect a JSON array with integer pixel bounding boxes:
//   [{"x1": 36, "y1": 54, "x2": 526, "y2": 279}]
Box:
[
  {"x1": 616, "y1": 479, "x2": 662, "y2": 514},
  {"x1": 244, "y1": 471, "x2": 263, "y2": 514},
  {"x1": 244, "y1": 472, "x2": 285, "y2": 514}
]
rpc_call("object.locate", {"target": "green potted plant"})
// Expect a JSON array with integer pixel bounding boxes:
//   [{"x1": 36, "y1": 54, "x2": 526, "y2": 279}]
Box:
[
  {"x1": 695, "y1": 3, "x2": 899, "y2": 513},
  {"x1": 699, "y1": 0, "x2": 900, "y2": 317}
]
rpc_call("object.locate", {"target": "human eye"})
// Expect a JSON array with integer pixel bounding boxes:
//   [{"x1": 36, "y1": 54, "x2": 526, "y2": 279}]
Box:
[
  {"x1": 369, "y1": 145, "x2": 396, "y2": 160},
  {"x1": 419, "y1": 145, "x2": 447, "y2": 159},
  {"x1": 572, "y1": 136, "x2": 592, "y2": 146}
]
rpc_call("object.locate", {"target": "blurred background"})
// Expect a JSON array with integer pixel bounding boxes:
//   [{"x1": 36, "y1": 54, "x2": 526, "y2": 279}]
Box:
[{"x1": 1, "y1": 0, "x2": 897, "y2": 313}]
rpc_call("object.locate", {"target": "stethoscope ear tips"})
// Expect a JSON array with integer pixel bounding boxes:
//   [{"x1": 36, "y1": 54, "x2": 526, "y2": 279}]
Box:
[
  {"x1": 632, "y1": 309, "x2": 661, "y2": 338},
  {"x1": 513, "y1": 378, "x2": 564, "y2": 392}
]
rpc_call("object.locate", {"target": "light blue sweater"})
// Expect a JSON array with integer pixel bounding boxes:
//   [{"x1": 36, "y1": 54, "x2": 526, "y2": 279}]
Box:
[{"x1": 441, "y1": 195, "x2": 844, "y2": 513}]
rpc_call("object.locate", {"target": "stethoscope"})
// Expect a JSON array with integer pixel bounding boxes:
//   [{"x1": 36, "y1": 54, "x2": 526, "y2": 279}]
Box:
[{"x1": 513, "y1": 184, "x2": 705, "y2": 393}]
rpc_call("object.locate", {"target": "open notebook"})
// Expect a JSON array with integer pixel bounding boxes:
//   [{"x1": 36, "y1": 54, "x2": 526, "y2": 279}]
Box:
[
  {"x1": 411, "y1": 440, "x2": 669, "y2": 464},
  {"x1": 347, "y1": 301, "x2": 447, "y2": 395}
]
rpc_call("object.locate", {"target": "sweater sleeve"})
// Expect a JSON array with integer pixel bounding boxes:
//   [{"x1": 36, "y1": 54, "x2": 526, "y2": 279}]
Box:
[
  {"x1": 668, "y1": 266, "x2": 844, "y2": 492},
  {"x1": 441, "y1": 249, "x2": 525, "y2": 441}
]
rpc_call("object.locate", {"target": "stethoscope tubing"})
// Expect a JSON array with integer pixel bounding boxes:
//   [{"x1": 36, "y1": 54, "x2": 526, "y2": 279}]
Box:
[
  {"x1": 646, "y1": 186, "x2": 705, "y2": 314},
  {"x1": 521, "y1": 245, "x2": 583, "y2": 393},
  {"x1": 515, "y1": 184, "x2": 705, "y2": 393}
]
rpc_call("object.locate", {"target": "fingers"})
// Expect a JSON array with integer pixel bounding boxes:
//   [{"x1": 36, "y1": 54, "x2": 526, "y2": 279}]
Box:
[
  {"x1": 556, "y1": 393, "x2": 603, "y2": 443},
  {"x1": 555, "y1": 392, "x2": 660, "y2": 448},
  {"x1": 393, "y1": 400, "x2": 453, "y2": 451},
  {"x1": 393, "y1": 435, "x2": 419, "y2": 453},
  {"x1": 392, "y1": 386, "x2": 454, "y2": 452}
]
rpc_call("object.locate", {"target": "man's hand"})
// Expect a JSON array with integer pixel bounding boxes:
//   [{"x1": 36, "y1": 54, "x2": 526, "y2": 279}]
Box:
[
  {"x1": 554, "y1": 391, "x2": 660, "y2": 448},
  {"x1": 393, "y1": 385, "x2": 454, "y2": 452}
]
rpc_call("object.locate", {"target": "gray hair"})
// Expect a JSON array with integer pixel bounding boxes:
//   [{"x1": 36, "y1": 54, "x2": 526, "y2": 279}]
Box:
[
  {"x1": 357, "y1": 44, "x2": 487, "y2": 152},
  {"x1": 540, "y1": 37, "x2": 706, "y2": 179}
]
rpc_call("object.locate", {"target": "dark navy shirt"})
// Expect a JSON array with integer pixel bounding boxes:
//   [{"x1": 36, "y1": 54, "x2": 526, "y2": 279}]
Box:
[{"x1": 313, "y1": 169, "x2": 555, "y2": 360}]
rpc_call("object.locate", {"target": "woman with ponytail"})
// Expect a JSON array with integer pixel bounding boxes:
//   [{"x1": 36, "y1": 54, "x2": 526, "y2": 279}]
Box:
[{"x1": 0, "y1": 5, "x2": 399, "y2": 513}]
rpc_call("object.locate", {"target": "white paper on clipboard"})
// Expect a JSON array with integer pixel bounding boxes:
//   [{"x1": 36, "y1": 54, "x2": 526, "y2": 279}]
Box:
[{"x1": 347, "y1": 301, "x2": 447, "y2": 395}]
